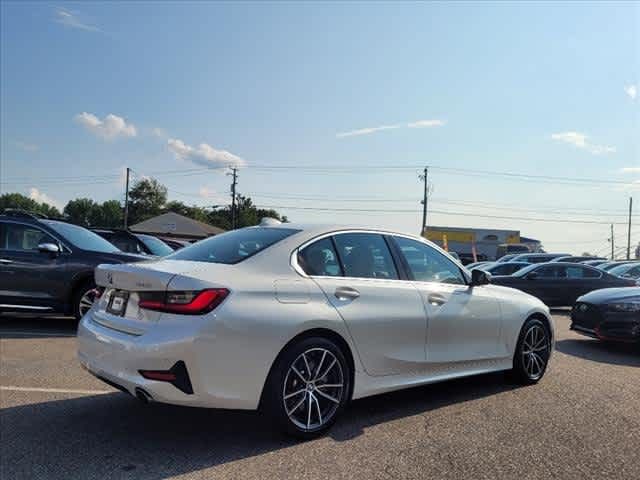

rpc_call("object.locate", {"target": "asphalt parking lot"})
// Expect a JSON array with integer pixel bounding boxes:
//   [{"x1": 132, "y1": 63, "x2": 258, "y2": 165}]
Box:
[{"x1": 1, "y1": 312, "x2": 638, "y2": 480}]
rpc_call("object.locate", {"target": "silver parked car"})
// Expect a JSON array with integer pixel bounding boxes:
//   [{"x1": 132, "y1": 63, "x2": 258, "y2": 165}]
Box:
[{"x1": 78, "y1": 224, "x2": 555, "y2": 438}]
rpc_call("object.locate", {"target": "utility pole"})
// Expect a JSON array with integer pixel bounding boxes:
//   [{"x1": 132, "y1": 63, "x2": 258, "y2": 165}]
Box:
[
  {"x1": 609, "y1": 224, "x2": 615, "y2": 260},
  {"x1": 229, "y1": 167, "x2": 238, "y2": 230},
  {"x1": 420, "y1": 166, "x2": 429, "y2": 236},
  {"x1": 123, "y1": 167, "x2": 130, "y2": 229},
  {"x1": 627, "y1": 197, "x2": 633, "y2": 260}
]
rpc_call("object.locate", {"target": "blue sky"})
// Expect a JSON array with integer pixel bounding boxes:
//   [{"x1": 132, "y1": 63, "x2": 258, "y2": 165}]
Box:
[{"x1": 0, "y1": 1, "x2": 638, "y2": 254}]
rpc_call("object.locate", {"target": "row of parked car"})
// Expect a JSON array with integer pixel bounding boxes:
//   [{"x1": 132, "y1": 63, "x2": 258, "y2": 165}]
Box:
[
  {"x1": 0, "y1": 210, "x2": 190, "y2": 319},
  {"x1": 467, "y1": 252, "x2": 639, "y2": 344}
]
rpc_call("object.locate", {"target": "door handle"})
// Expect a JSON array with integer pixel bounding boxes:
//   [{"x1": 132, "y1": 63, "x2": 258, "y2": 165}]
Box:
[
  {"x1": 334, "y1": 286, "x2": 360, "y2": 301},
  {"x1": 0, "y1": 259, "x2": 13, "y2": 264},
  {"x1": 427, "y1": 294, "x2": 447, "y2": 306}
]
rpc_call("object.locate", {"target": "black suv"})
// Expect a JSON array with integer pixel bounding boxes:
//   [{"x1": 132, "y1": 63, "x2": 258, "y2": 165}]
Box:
[{"x1": 0, "y1": 211, "x2": 146, "y2": 319}]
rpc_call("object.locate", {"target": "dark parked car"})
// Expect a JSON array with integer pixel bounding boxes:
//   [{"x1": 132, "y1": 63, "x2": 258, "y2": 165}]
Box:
[
  {"x1": 581, "y1": 259, "x2": 609, "y2": 267},
  {"x1": 598, "y1": 260, "x2": 639, "y2": 271},
  {"x1": 608, "y1": 262, "x2": 640, "y2": 280},
  {"x1": 495, "y1": 253, "x2": 520, "y2": 263},
  {"x1": 91, "y1": 228, "x2": 174, "y2": 256},
  {"x1": 0, "y1": 211, "x2": 146, "y2": 319},
  {"x1": 491, "y1": 262, "x2": 636, "y2": 306},
  {"x1": 483, "y1": 261, "x2": 531, "y2": 276},
  {"x1": 550, "y1": 255, "x2": 607, "y2": 263},
  {"x1": 158, "y1": 237, "x2": 193, "y2": 250},
  {"x1": 510, "y1": 253, "x2": 570, "y2": 264},
  {"x1": 571, "y1": 288, "x2": 640, "y2": 343},
  {"x1": 457, "y1": 252, "x2": 487, "y2": 266}
]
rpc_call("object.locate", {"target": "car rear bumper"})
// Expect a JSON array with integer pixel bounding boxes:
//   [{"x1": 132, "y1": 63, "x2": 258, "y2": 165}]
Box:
[{"x1": 77, "y1": 311, "x2": 261, "y2": 409}]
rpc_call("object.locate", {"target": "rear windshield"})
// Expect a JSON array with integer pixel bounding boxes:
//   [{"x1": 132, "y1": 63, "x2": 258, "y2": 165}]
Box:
[{"x1": 167, "y1": 227, "x2": 300, "y2": 264}]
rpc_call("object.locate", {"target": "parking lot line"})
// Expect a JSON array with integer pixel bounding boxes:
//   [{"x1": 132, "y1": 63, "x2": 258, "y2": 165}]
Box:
[{"x1": 0, "y1": 385, "x2": 111, "y2": 395}]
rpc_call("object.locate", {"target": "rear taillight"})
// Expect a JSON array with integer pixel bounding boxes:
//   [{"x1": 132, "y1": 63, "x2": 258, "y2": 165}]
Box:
[{"x1": 138, "y1": 289, "x2": 229, "y2": 315}]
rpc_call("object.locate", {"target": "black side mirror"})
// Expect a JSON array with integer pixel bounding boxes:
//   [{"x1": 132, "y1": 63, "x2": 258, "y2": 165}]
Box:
[
  {"x1": 526, "y1": 271, "x2": 538, "y2": 280},
  {"x1": 471, "y1": 269, "x2": 491, "y2": 286}
]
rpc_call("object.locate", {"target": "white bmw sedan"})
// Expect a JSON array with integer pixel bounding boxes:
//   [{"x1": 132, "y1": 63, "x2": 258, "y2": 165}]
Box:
[{"x1": 78, "y1": 224, "x2": 554, "y2": 438}]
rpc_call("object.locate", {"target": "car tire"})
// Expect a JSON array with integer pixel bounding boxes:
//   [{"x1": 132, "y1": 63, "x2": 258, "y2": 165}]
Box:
[
  {"x1": 72, "y1": 280, "x2": 98, "y2": 321},
  {"x1": 263, "y1": 336, "x2": 351, "y2": 439},
  {"x1": 510, "y1": 317, "x2": 551, "y2": 385}
]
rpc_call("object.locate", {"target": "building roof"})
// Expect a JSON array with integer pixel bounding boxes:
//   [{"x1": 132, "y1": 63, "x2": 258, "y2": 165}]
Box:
[{"x1": 129, "y1": 212, "x2": 225, "y2": 239}]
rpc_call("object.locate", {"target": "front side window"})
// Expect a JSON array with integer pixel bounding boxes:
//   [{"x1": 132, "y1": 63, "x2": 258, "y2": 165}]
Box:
[
  {"x1": 298, "y1": 238, "x2": 341, "y2": 277},
  {"x1": 535, "y1": 265, "x2": 565, "y2": 278},
  {"x1": 169, "y1": 227, "x2": 300, "y2": 264},
  {"x1": 0, "y1": 222, "x2": 56, "y2": 252},
  {"x1": 333, "y1": 233, "x2": 398, "y2": 279},
  {"x1": 394, "y1": 236, "x2": 465, "y2": 285}
]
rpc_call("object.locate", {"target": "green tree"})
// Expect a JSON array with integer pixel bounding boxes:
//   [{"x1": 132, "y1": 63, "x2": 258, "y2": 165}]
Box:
[
  {"x1": 128, "y1": 178, "x2": 168, "y2": 224},
  {"x1": 205, "y1": 195, "x2": 287, "y2": 230},
  {"x1": 90, "y1": 200, "x2": 123, "y2": 227},
  {"x1": 63, "y1": 198, "x2": 98, "y2": 226},
  {"x1": 0, "y1": 192, "x2": 61, "y2": 217}
]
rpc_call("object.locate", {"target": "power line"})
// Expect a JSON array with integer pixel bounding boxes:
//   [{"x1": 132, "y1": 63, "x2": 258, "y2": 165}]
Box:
[
  {"x1": 253, "y1": 204, "x2": 635, "y2": 225},
  {"x1": 3, "y1": 162, "x2": 639, "y2": 186}
]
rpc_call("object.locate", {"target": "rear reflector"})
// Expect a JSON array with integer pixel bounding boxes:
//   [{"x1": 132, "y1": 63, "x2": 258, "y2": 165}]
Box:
[
  {"x1": 139, "y1": 361, "x2": 194, "y2": 394},
  {"x1": 138, "y1": 289, "x2": 229, "y2": 315}
]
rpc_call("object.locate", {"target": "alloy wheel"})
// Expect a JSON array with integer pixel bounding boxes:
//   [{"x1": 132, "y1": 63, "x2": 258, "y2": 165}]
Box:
[
  {"x1": 282, "y1": 347, "x2": 345, "y2": 431},
  {"x1": 521, "y1": 324, "x2": 549, "y2": 380},
  {"x1": 78, "y1": 289, "x2": 98, "y2": 317}
]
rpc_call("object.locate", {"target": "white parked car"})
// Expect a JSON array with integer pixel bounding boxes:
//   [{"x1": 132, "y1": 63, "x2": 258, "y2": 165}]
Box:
[{"x1": 78, "y1": 224, "x2": 554, "y2": 438}]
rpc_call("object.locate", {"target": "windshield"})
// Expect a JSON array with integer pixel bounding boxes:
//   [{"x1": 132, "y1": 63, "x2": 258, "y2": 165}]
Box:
[
  {"x1": 44, "y1": 221, "x2": 120, "y2": 253},
  {"x1": 511, "y1": 264, "x2": 539, "y2": 277},
  {"x1": 167, "y1": 227, "x2": 300, "y2": 264},
  {"x1": 135, "y1": 234, "x2": 174, "y2": 256},
  {"x1": 608, "y1": 263, "x2": 638, "y2": 276}
]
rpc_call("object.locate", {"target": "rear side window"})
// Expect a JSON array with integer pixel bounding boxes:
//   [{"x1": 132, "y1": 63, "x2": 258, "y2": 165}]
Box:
[
  {"x1": 333, "y1": 233, "x2": 398, "y2": 280},
  {"x1": 298, "y1": 238, "x2": 342, "y2": 277},
  {"x1": 536, "y1": 265, "x2": 565, "y2": 278},
  {"x1": 168, "y1": 227, "x2": 299, "y2": 264}
]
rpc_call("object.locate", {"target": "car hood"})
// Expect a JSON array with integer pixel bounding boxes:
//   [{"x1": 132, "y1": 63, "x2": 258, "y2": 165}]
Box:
[{"x1": 577, "y1": 287, "x2": 640, "y2": 305}]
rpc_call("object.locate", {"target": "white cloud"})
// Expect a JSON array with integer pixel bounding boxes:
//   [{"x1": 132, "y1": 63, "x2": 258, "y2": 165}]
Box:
[
  {"x1": 74, "y1": 112, "x2": 137, "y2": 140},
  {"x1": 198, "y1": 187, "x2": 227, "y2": 204},
  {"x1": 624, "y1": 84, "x2": 637, "y2": 100},
  {"x1": 550, "y1": 132, "x2": 616, "y2": 155},
  {"x1": 167, "y1": 138, "x2": 246, "y2": 168},
  {"x1": 54, "y1": 7, "x2": 100, "y2": 32},
  {"x1": 151, "y1": 127, "x2": 167, "y2": 139},
  {"x1": 620, "y1": 166, "x2": 640, "y2": 174},
  {"x1": 336, "y1": 124, "x2": 402, "y2": 138},
  {"x1": 337, "y1": 118, "x2": 445, "y2": 138},
  {"x1": 14, "y1": 141, "x2": 38, "y2": 152},
  {"x1": 407, "y1": 119, "x2": 446, "y2": 128},
  {"x1": 28, "y1": 188, "x2": 62, "y2": 209}
]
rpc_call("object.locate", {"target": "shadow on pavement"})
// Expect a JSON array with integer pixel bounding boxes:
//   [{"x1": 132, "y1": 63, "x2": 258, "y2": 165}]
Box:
[
  {"x1": 556, "y1": 338, "x2": 640, "y2": 367},
  {"x1": 0, "y1": 372, "x2": 517, "y2": 479},
  {"x1": 0, "y1": 314, "x2": 77, "y2": 338}
]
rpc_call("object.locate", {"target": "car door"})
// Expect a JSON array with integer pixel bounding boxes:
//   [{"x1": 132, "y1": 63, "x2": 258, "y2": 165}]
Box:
[
  {"x1": 390, "y1": 236, "x2": 506, "y2": 363},
  {"x1": 519, "y1": 265, "x2": 567, "y2": 306},
  {"x1": 0, "y1": 221, "x2": 68, "y2": 310},
  {"x1": 299, "y1": 232, "x2": 427, "y2": 376}
]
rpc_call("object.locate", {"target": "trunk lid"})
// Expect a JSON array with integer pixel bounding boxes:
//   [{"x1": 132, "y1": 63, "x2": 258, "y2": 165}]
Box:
[{"x1": 91, "y1": 260, "x2": 216, "y2": 335}]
